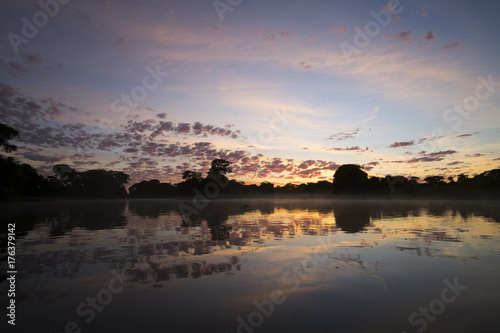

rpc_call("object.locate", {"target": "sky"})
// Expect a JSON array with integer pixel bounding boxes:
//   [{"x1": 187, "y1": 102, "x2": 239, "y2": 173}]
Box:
[{"x1": 1, "y1": 0, "x2": 499, "y2": 185}]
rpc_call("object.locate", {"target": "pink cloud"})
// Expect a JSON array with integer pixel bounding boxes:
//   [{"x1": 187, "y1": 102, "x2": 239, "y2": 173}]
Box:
[
  {"x1": 441, "y1": 40, "x2": 461, "y2": 51},
  {"x1": 327, "y1": 128, "x2": 359, "y2": 141},
  {"x1": 331, "y1": 25, "x2": 349, "y2": 35},
  {"x1": 386, "y1": 31, "x2": 413, "y2": 45},
  {"x1": 422, "y1": 30, "x2": 435, "y2": 48},
  {"x1": 300, "y1": 61, "x2": 312, "y2": 70},
  {"x1": 423, "y1": 30, "x2": 435, "y2": 43},
  {"x1": 309, "y1": 35, "x2": 318, "y2": 42},
  {"x1": 280, "y1": 31, "x2": 290, "y2": 38},
  {"x1": 325, "y1": 146, "x2": 369, "y2": 152},
  {"x1": 387, "y1": 140, "x2": 415, "y2": 148}
]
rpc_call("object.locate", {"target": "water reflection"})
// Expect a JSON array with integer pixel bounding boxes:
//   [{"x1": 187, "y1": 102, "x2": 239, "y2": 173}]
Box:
[{"x1": 0, "y1": 199, "x2": 499, "y2": 333}]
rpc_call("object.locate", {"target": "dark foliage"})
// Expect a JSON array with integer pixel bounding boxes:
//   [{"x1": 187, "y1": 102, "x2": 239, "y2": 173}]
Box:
[{"x1": 0, "y1": 122, "x2": 19, "y2": 153}]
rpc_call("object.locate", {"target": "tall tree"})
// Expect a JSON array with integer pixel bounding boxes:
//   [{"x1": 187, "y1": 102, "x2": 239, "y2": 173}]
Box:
[
  {"x1": 332, "y1": 164, "x2": 369, "y2": 194},
  {"x1": 182, "y1": 170, "x2": 202, "y2": 181},
  {"x1": 0, "y1": 122, "x2": 19, "y2": 153},
  {"x1": 78, "y1": 169, "x2": 129, "y2": 197},
  {"x1": 207, "y1": 159, "x2": 232, "y2": 182}
]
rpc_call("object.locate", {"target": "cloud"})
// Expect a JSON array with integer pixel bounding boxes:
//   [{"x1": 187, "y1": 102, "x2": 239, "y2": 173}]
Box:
[
  {"x1": 325, "y1": 146, "x2": 369, "y2": 152},
  {"x1": 298, "y1": 160, "x2": 316, "y2": 170},
  {"x1": 210, "y1": 25, "x2": 222, "y2": 34},
  {"x1": 8, "y1": 61, "x2": 28, "y2": 75},
  {"x1": 266, "y1": 33, "x2": 276, "y2": 43},
  {"x1": 407, "y1": 157, "x2": 441, "y2": 163},
  {"x1": 382, "y1": 3, "x2": 398, "y2": 12},
  {"x1": 387, "y1": 140, "x2": 415, "y2": 148},
  {"x1": 114, "y1": 37, "x2": 128, "y2": 47},
  {"x1": 327, "y1": 128, "x2": 359, "y2": 141},
  {"x1": 363, "y1": 161, "x2": 379, "y2": 171},
  {"x1": 5, "y1": 88, "x2": 344, "y2": 182},
  {"x1": 362, "y1": 107, "x2": 379, "y2": 124},
  {"x1": 1, "y1": 50, "x2": 63, "y2": 78},
  {"x1": 124, "y1": 119, "x2": 241, "y2": 140},
  {"x1": 300, "y1": 61, "x2": 312, "y2": 70},
  {"x1": 22, "y1": 53, "x2": 43, "y2": 65},
  {"x1": 441, "y1": 40, "x2": 461, "y2": 51},
  {"x1": 424, "y1": 150, "x2": 457, "y2": 158},
  {"x1": 456, "y1": 132, "x2": 479, "y2": 138},
  {"x1": 332, "y1": 25, "x2": 349, "y2": 35},
  {"x1": 75, "y1": 10, "x2": 92, "y2": 26},
  {"x1": 465, "y1": 153, "x2": 484, "y2": 158},
  {"x1": 386, "y1": 31, "x2": 413, "y2": 45},
  {"x1": 247, "y1": 158, "x2": 340, "y2": 180},
  {"x1": 407, "y1": 150, "x2": 457, "y2": 163},
  {"x1": 422, "y1": 30, "x2": 435, "y2": 47},
  {"x1": 73, "y1": 161, "x2": 101, "y2": 166},
  {"x1": 21, "y1": 152, "x2": 64, "y2": 164},
  {"x1": 280, "y1": 31, "x2": 290, "y2": 38}
]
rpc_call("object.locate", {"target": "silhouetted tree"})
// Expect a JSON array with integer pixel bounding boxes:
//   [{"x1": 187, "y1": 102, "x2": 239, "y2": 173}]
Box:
[
  {"x1": 129, "y1": 179, "x2": 174, "y2": 198},
  {"x1": 0, "y1": 122, "x2": 18, "y2": 153},
  {"x1": 476, "y1": 169, "x2": 500, "y2": 189},
  {"x1": 258, "y1": 181, "x2": 274, "y2": 195},
  {"x1": 367, "y1": 176, "x2": 388, "y2": 193},
  {"x1": 424, "y1": 176, "x2": 445, "y2": 186},
  {"x1": 49, "y1": 165, "x2": 129, "y2": 198},
  {"x1": 52, "y1": 164, "x2": 78, "y2": 193},
  {"x1": 410, "y1": 177, "x2": 420, "y2": 185},
  {"x1": 457, "y1": 174, "x2": 469, "y2": 184},
  {"x1": 333, "y1": 164, "x2": 369, "y2": 194},
  {"x1": 207, "y1": 159, "x2": 232, "y2": 183},
  {"x1": 77, "y1": 169, "x2": 129, "y2": 197},
  {"x1": 0, "y1": 156, "x2": 50, "y2": 200},
  {"x1": 129, "y1": 179, "x2": 160, "y2": 198},
  {"x1": 0, "y1": 156, "x2": 26, "y2": 200},
  {"x1": 182, "y1": 170, "x2": 202, "y2": 181}
]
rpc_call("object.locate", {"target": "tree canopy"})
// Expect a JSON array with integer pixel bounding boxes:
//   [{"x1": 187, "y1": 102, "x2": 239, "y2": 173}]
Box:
[
  {"x1": 332, "y1": 164, "x2": 369, "y2": 194},
  {"x1": 207, "y1": 158, "x2": 232, "y2": 182},
  {"x1": 0, "y1": 122, "x2": 19, "y2": 153}
]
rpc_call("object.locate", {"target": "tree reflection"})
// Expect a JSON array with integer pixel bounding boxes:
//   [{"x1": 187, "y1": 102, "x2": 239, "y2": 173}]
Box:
[{"x1": 333, "y1": 203, "x2": 372, "y2": 233}]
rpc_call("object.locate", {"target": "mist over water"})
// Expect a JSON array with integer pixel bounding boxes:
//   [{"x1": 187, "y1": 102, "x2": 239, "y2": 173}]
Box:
[{"x1": 1, "y1": 199, "x2": 499, "y2": 333}]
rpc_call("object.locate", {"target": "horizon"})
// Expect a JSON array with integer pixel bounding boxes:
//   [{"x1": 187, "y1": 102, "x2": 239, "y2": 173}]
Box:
[{"x1": 1, "y1": 0, "x2": 499, "y2": 186}]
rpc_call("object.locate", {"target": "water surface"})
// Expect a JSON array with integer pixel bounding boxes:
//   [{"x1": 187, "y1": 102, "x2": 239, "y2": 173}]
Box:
[{"x1": 1, "y1": 199, "x2": 499, "y2": 333}]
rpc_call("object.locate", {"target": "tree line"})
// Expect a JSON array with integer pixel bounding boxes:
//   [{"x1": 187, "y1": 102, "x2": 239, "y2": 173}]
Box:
[{"x1": 1, "y1": 122, "x2": 499, "y2": 201}]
